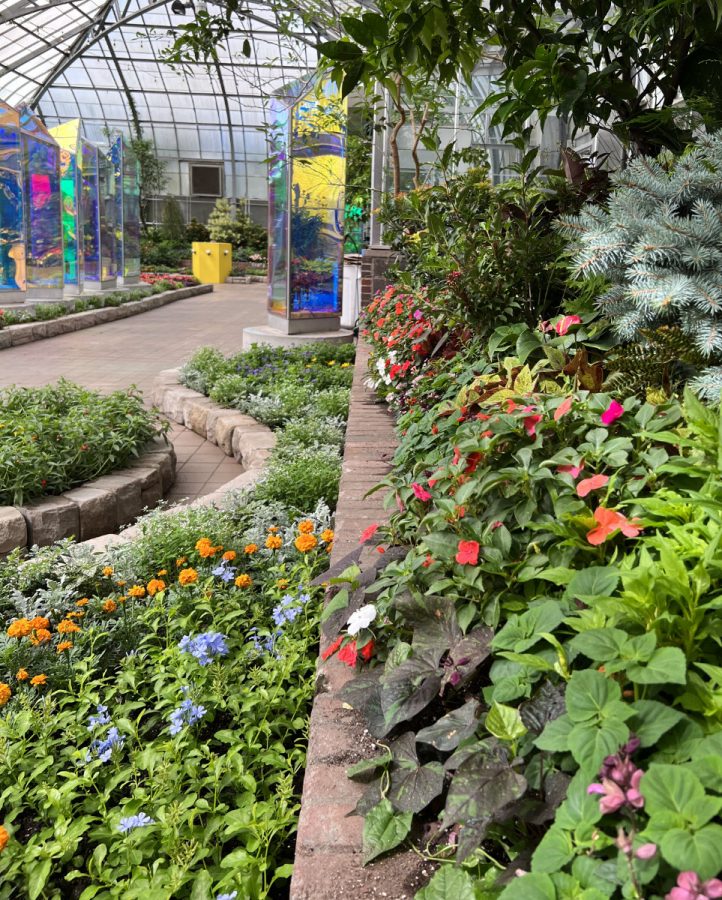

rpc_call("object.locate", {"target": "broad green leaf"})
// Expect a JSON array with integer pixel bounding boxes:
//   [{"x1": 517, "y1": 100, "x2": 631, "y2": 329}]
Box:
[
  {"x1": 532, "y1": 825, "x2": 575, "y2": 873},
  {"x1": 380, "y1": 648, "x2": 442, "y2": 732},
  {"x1": 568, "y1": 718, "x2": 630, "y2": 771},
  {"x1": 416, "y1": 865, "x2": 477, "y2": 900},
  {"x1": 492, "y1": 601, "x2": 565, "y2": 652},
  {"x1": 571, "y1": 628, "x2": 627, "y2": 662},
  {"x1": 486, "y1": 702, "x2": 528, "y2": 743},
  {"x1": 190, "y1": 870, "x2": 213, "y2": 900},
  {"x1": 362, "y1": 799, "x2": 412, "y2": 864},
  {"x1": 660, "y1": 824, "x2": 722, "y2": 880},
  {"x1": 629, "y1": 700, "x2": 685, "y2": 746},
  {"x1": 28, "y1": 859, "x2": 52, "y2": 900},
  {"x1": 626, "y1": 646, "x2": 687, "y2": 685},
  {"x1": 498, "y1": 873, "x2": 556, "y2": 900},
  {"x1": 389, "y1": 760, "x2": 445, "y2": 814},
  {"x1": 565, "y1": 669, "x2": 621, "y2": 723},
  {"x1": 567, "y1": 566, "x2": 620, "y2": 601},
  {"x1": 535, "y1": 713, "x2": 573, "y2": 752},
  {"x1": 641, "y1": 764, "x2": 705, "y2": 817},
  {"x1": 320, "y1": 588, "x2": 349, "y2": 623},
  {"x1": 347, "y1": 750, "x2": 392, "y2": 779}
]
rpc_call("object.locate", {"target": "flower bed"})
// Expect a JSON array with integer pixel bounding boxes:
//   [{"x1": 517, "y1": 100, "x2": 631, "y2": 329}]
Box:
[
  {"x1": 0, "y1": 498, "x2": 336, "y2": 897},
  {"x1": 180, "y1": 342, "x2": 355, "y2": 511},
  {"x1": 140, "y1": 272, "x2": 199, "y2": 289},
  {"x1": 0, "y1": 381, "x2": 165, "y2": 505}
]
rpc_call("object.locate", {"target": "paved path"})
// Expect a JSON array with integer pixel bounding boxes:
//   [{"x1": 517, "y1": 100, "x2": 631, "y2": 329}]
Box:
[{"x1": 0, "y1": 283, "x2": 267, "y2": 502}]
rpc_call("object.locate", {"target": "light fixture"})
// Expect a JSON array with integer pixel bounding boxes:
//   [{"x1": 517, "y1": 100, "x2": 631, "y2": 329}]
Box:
[{"x1": 170, "y1": 0, "x2": 194, "y2": 14}]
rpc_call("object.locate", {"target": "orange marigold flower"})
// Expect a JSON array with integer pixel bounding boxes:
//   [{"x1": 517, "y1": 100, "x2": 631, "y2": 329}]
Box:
[
  {"x1": 102, "y1": 566, "x2": 113, "y2": 577},
  {"x1": 320, "y1": 529, "x2": 334, "y2": 543},
  {"x1": 265, "y1": 535, "x2": 283, "y2": 550},
  {"x1": 146, "y1": 578, "x2": 166, "y2": 597},
  {"x1": 235, "y1": 574, "x2": 252, "y2": 588},
  {"x1": 294, "y1": 534, "x2": 318, "y2": 553},
  {"x1": 30, "y1": 674, "x2": 47, "y2": 687},
  {"x1": 276, "y1": 578, "x2": 289, "y2": 589},
  {"x1": 178, "y1": 567, "x2": 198, "y2": 585},
  {"x1": 0, "y1": 683, "x2": 11, "y2": 706},
  {"x1": 244, "y1": 543, "x2": 259, "y2": 555},
  {"x1": 0, "y1": 825, "x2": 9, "y2": 851},
  {"x1": 196, "y1": 537, "x2": 216, "y2": 558},
  {"x1": 128, "y1": 585, "x2": 146, "y2": 598},
  {"x1": 7, "y1": 618, "x2": 32, "y2": 638},
  {"x1": 29, "y1": 616, "x2": 50, "y2": 630},
  {"x1": 57, "y1": 620, "x2": 81, "y2": 635},
  {"x1": 102, "y1": 599, "x2": 118, "y2": 613},
  {"x1": 222, "y1": 550, "x2": 236, "y2": 562},
  {"x1": 118, "y1": 596, "x2": 127, "y2": 604},
  {"x1": 76, "y1": 598, "x2": 89, "y2": 607},
  {"x1": 115, "y1": 580, "x2": 127, "y2": 588},
  {"x1": 16, "y1": 669, "x2": 28, "y2": 681},
  {"x1": 267, "y1": 526, "x2": 279, "y2": 533},
  {"x1": 157, "y1": 569, "x2": 168, "y2": 576},
  {"x1": 176, "y1": 556, "x2": 187, "y2": 567},
  {"x1": 30, "y1": 628, "x2": 52, "y2": 646},
  {"x1": 65, "y1": 611, "x2": 82, "y2": 619},
  {"x1": 298, "y1": 519, "x2": 315, "y2": 534},
  {"x1": 326, "y1": 542, "x2": 334, "y2": 554},
  {"x1": 57, "y1": 641, "x2": 73, "y2": 653}
]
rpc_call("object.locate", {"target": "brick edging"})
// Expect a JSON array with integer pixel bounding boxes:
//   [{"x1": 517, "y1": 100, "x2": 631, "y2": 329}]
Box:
[
  {"x1": 291, "y1": 342, "x2": 423, "y2": 899},
  {"x1": 0, "y1": 437, "x2": 176, "y2": 553},
  {"x1": 0, "y1": 284, "x2": 212, "y2": 349}
]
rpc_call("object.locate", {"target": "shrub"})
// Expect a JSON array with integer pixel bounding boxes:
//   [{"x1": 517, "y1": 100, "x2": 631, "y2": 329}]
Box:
[
  {"x1": 32, "y1": 303, "x2": 65, "y2": 321},
  {"x1": 0, "y1": 381, "x2": 165, "y2": 504},
  {"x1": 254, "y1": 445, "x2": 342, "y2": 511},
  {"x1": 207, "y1": 198, "x2": 267, "y2": 253},
  {"x1": 185, "y1": 217, "x2": 210, "y2": 242},
  {"x1": 160, "y1": 196, "x2": 186, "y2": 245},
  {"x1": 560, "y1": 131, "x2": 722, "y2": 400}
]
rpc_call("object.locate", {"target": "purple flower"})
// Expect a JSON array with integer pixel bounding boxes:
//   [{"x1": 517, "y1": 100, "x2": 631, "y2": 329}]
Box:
[
  {"x1": 667, "y1": 872, "x2": 722, "y2": 900},
  {"x1": 413, "y1": 310, "x2": 423, "y2": 320},
  {"x1": 587, "y1": 738, "x2": 645, "y2": 814}
]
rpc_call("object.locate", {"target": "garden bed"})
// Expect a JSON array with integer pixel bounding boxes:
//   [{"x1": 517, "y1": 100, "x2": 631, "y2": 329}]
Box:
[{"x1": 0, "y1": 283, "x2": 211, "y2": 350}]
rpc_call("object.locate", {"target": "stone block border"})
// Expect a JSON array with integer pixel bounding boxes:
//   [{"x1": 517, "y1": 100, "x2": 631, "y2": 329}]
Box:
[
  {"x1": 226, "y1": 275, "x2": 267, "y2": 284},
  {"x1": 77, "y1": 370, "x2": 278, "y2": 553},
  {"x1": 0, "y1": 284, "x2": 212, "y2": 349},
  {"x1": 0, "y1": 437, "x2": 177, "y2": 553}
]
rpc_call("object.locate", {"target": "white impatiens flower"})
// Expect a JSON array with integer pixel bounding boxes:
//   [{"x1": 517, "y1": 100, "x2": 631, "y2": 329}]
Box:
[{"x1": 346, "y1": 604, "x2": 377, "y2": 636}]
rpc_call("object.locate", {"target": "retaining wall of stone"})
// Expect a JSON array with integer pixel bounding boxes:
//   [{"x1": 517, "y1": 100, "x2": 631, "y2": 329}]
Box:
[
  {"x1": 0, "y1": 284, "x2": 212, "y2": 349},
  {"x1": 0, "y1": 437, "x2": 176, "y2": 554}
]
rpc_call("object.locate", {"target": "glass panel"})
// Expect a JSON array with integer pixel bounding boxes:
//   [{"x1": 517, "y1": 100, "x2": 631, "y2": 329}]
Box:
[
  {"x1": 123, "y1": 141, "x2": 141, "y2": 278},
  {"x1": 59, "y1": 146, "x2": 81, "y2": 285},
  {"x1": 268, "y1": 95, "x2": 289, "y2": 316},
  {"x1": 23, "y1": 134, "x2": 63, "y2": 290},
  {"x1": 110, "y1": 136, "x2": 123, "y2": 274},
  {"x1": 0, "y1": 123, "x2": 25, "y2": 291},
  {"x1": 81, "y1": 141, "x2": 101, "y2": 283},
  {"x1": 289, "y1": 80, "x2": 345, "y2": 318},
  {"x1": 99, "y1": 153, "x2": 117, "y2": 280}
]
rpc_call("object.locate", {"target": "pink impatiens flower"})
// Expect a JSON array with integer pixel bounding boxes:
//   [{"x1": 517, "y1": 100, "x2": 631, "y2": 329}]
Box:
[
  {"x1": 455, "y1": 540, "x2": 480, "y2": 566},
  {"x1": 411, "y1": 482, "x2": 432, "y2": 502},
  {"x1": 601, "y1": 399, "x2": 625, "y2": 425},
  {"x1": 554, "y1": 396, "x2": 574, "y2": 421},
  {"x1": 557, "y1": 459, "x2": 585, "y2": 479},
  {"x1": 523, "y1": 412, "x2": 543, "y2": 437},
  {"x1": 667, "y1": 872, "x2": 722, "y2": 900},
  {"x1": 577, "y1": 474, "x2": 610, "y2": 498},
  {"x1": 359, "y1": 523, "x2": 379, "y2": 544},
  {"x1": 555, "y1": 314, "x2": 582, "y2": 336},
  {"x1": 586, "y1": 506, "x2": 642, "y2": 545}
]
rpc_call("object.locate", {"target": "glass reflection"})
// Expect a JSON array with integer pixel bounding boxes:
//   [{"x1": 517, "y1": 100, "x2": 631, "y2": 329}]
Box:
[
  {"x1": 81, "y1": 141, "x2": 101, "y2": 283},
  {"x1": 99, "y1": 154, "x2": 117, "y2": 282},
  {"x1": 268, "y1": 97, "x2": 289, "y2": 316},
  {"x1": 0, "y1": 122, "x2": 25, "y2": 292},
  {"x1": 23, "y1": 134, "x2": 63, "y2": 290}
]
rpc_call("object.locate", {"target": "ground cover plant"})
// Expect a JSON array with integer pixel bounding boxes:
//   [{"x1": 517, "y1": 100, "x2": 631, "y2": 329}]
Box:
[
  {"x1": 0, "y1": 496, "x2": 337, "y2": 898},
  {"x1": 180, "y1": 342, "x2": 355, "y2": 510},
  {"x1": 327, "y1": 300, "x2": 722, "y2": 898},
  {"x1": 0, "y1": 381, "x2": 165, "y2": 505}
]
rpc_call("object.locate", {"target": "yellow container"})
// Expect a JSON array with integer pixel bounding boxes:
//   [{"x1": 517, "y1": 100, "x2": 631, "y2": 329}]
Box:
[{"x1": 192, "y1": 242, "x2": 232, "y2": 284}]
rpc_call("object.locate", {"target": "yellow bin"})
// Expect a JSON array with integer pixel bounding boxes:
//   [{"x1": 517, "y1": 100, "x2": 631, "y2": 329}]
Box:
[{"x1": 192, "y1": 242, "x2": 232, "y2": 284}]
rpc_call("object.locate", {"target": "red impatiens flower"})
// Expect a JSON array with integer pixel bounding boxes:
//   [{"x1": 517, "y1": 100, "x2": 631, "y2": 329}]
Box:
[
  {"x1": 555, "y1": 314, "x2": 582, "y2": 336},
  {"x1": 359, "y1": 523, "x2": 379, "y2": 543},
  {"x1": 601, "y1": 399, "x2": 625, "y2": 425},
  {"x1": 554, "y1": 396, "x2": 574, "y2": 421},
  {"x1": 411, "y1": 482, "x2": 432, "y2": 502},
  {"x1": 586, "y1": 507, "x2": 642, "y2": 545},
  {"x1": 577, "y1": 474, "x2": 610, "y2": 498},
  {"x1": 557, "y1": 459, "x2": 585, "y2": 479},
  {"x1": 523, "y1": 413, "x2": 543, "y2": 437},
  {"x1": 455, "y1": 540, "x2": 480, "y2": 565},
  {"x1": 321, "y1": 636, "x2": 343, "y2": 661},
  {"x1": 337, "y1": 639, "x2": 375, "y2": 667}
]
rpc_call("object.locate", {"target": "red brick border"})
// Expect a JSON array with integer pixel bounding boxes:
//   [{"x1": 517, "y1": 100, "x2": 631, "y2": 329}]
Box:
[{"x1": 291, "y1": 342, "x2": 428, "y2": 899}]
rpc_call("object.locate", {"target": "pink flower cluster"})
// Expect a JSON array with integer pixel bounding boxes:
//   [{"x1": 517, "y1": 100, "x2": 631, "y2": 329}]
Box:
[
  {"x1": 587, "y1": 737, "x2": 645, "y2": 814},
  {"x1": 667, "y1": 872, "x2": 722, "y2": 900}
]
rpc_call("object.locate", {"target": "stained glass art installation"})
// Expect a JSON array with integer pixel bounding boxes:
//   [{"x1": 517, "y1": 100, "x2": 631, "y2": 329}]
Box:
[{"x1": 0, "y1": 101, "x2": 25, "y2": 296}]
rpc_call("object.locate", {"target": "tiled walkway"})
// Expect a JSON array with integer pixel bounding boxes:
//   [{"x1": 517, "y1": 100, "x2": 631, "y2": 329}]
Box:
[{"x1": 0, "y1": 283, "x2": 267, "y2": 502}]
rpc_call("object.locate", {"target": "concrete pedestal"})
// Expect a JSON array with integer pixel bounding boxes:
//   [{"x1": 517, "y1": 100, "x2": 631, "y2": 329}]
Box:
[{"x1": 242, "y1": 324, "x2": 354, "y2": 350}]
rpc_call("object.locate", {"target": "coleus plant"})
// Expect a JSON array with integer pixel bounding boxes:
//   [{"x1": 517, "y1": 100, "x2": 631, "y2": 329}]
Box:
[{"x1": 323, "y1": 323, "x2": 722, "y2": 896}]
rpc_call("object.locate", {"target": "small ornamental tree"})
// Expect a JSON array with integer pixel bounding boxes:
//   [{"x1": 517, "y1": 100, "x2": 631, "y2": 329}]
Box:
[
  {"x1": 560, "y1": 132, "x2": 722, "y2": 400},
  {"x1": 207, "y1": 198, "x2": 267, "y2": 253}
]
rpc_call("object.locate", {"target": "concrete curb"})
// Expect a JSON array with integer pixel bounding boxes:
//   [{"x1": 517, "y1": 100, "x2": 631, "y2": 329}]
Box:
[
  {"x1": 0, "y1": 284, "x2": 212, "y2": 350},
  {"x1": 0, "y1": 437, "x2": 177, "y2": 553},
  {"x1": 79, "y1": 372, "x2": 277, "y2": 552},
  {"x1": 291, "y1": 342, "x2": 428, "y2": 899}
]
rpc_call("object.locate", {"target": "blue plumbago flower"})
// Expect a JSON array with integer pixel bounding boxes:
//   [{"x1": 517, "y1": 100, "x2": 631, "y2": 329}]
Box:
[
  {"x1": 87, "y1": 704, "x2": 110, "y2": 731},
  {"x1": 178, "y1": 631, "x2": 229, "y2": 666},
  {"x1": 118, "y1": 812, "x2": 155, "y2": 833},
  {"x1": 248, "y1": 627, "x2": 275, "y2": 653},
  {"x1": 272, "y1": 594, "x2": 302, "y2": 627},
  {"x1": 86, "y1": 725, "x2": 125, "y2": 762},
  {"x1": 297, "y1": 592, "x2": 311, "y2": 605},
  {"x1": 212, "y1": 560, "x2": 237, "y2": 583},
  {"x1": 217, "y1": 893, "x2": 238, "y2": 900},
  {"x1": 169, "y1": 698, "x2": 207, "y2": 735}
]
